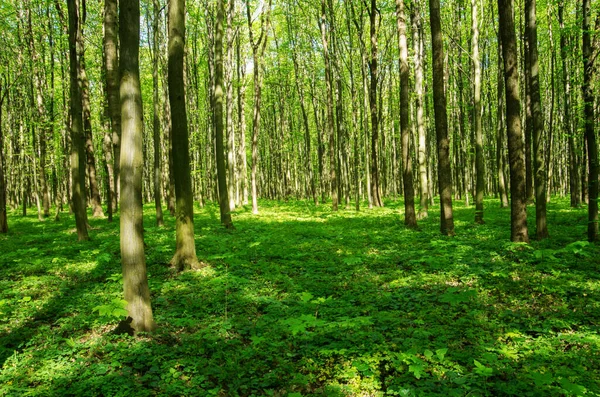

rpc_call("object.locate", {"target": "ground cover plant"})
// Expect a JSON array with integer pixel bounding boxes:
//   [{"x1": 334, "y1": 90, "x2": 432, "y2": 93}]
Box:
[{"x1": 0, "y1": 199, "x2": 599, "y2": 397}]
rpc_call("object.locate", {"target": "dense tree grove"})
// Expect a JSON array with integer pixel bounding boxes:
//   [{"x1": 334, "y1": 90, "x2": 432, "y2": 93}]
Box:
[{"x1": 0, "y1": 0, "x2": 598, "y2": 329}]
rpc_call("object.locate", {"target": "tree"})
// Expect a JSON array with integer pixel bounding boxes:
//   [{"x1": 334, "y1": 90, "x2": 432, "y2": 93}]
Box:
[
  {"x1": 169, "y1": 0, "x2": 201, "y2": 270},
  {"x1": 428, "y1": 0, "x2": 455, "y2": 236},
  {"x1": 525, "y1": 0, "x2": 547, "y2": 239},
  {"x1": 247, "y1": 0, "x2": 271, "y2": 215},
  {"x1": 152, "y1": 0, "x2": 164, "y2": 227},
  {"x1": 471, "y1": 0, "x2": 484, "y2": 224},
  {"x1": 66, "y1": 0, "x2": 89, "y2": 241},
  {"x1": 215, "y1": 0, "x2": 234, "y2": 228},
  {"x1": 104, "y1": 0, "x2": 120, "y2": 213},
  {"x1": 411, "y1": 5, "x2": 428, "y2": 219},
  {"x1": 0, "y1": 82, "x2": 8, "y2": 233},
  {"x1": 498, "y1": 0, "x2": 529, "y2": 243},
  {"x1": 368, "y1": 0, "x2": 383, "y2": 207},
  {"x1": 119, "y1": 0, "x2": 156, "y2": 333},
  {"x1": 582, "y1": 0, "x2": 598, "y2": 242},
  {"x1": 396, "y1": 0, "x2": 416, "y2": 227}
]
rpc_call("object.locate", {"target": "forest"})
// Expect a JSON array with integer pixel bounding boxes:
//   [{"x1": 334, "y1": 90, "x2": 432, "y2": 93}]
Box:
[{"x1": 0, "y1": 0, "x2": 600, "y2": 395}]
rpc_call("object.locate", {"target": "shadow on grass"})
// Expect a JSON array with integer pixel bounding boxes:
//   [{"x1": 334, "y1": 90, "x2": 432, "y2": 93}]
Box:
[{"x1": 1, "y1": 199, "x2": 599, "y2": 396}]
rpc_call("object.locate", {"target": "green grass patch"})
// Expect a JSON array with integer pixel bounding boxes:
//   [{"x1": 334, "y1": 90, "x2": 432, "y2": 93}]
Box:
[{"x1": 0, "y1": 198, "x2": 599, "y2": 396}]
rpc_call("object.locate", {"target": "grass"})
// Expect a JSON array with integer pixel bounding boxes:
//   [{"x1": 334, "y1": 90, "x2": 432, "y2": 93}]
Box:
[{"x1": 0, "y1": 198, "x2": 599, "y2": 396}]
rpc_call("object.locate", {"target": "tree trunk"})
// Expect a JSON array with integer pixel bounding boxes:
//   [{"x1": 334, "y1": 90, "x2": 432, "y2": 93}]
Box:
[
  {"x1": 236, "y1": 32, "x2": 248, "y2": 206},
  {"x1": 0, "y1": 89, "x2": 7, "y2": 233},
  {"x1": 119, "y1": 0, "x2": 156, "y2": 333},
  {"x1": 396, "y1": 0, "x2": 416, "y2": 227},
  {"x1": 559, "y1": 1, "x2": 580, "y2": 208},
  {"x1": 525, "y1": 0, "x2": 547, "y2": 239},
  {"x1": 169, "y1": 0, "x2": 201, "y2": 270},
  {"x1": 66, "y1": 0, "x2": 89, "y2": 241},
  {"x1": 428, "y1": 0, "x2": 455, "y2": 236},
  {"x1": 582, "y1": 0, "x2": 598, "y2": 242},
  {"x1": 411, "y1": 6, "x2": 428, "y2": 219},
  {"x1": 215, "y1": 0, "x2": 234, "y2": 229},
  {"x1": 496, "y1": 37, "x2": 509, "y2": 208},
  {"x1": 104, "y1": 0, "x2": 120, "y2": 212},
  {"x1": 498, "y1": 0, "x2": 529, "y2": 243},
  {"x1": 471, "y1": 0, "x2": 484, "y2": 224},
  {"x1": 152, "y1": 0, "x2": 164, "y2": 227},
  {"x1": 225, "y1": 0, "x2": 236, "y2": 212},
  {"x1": 369, "y1": 0, "x2": 383, "y2": 207}
]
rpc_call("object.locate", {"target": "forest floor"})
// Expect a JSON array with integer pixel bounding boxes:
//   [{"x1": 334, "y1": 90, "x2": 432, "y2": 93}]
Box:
[{"x1": 0, "y1": 198, "x2": 599, "y2": 397}]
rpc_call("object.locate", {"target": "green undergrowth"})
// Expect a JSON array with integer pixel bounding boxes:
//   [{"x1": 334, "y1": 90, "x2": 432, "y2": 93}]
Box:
[{"x1": 0, "y1": 198, "x2": 599, "y2": 396}]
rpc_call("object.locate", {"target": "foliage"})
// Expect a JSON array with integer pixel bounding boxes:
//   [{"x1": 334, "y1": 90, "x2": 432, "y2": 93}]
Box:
[{"x1": 0, "y1": 198, "x2": 599, "y2": 396}]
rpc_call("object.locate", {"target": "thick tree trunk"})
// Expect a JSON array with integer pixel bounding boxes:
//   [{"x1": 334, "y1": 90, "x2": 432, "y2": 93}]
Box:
[
  {"x1": 152, "y1": 0, "x2": 164, "y2": 227},
  {"x1": 526, "y1": 0, "x2": 547, "y2": 239},
  {"x1": 66, "y1": 0, "x2": 89, "y2": 241},
  {"x1": 104, "y1": 0, "x2": 120, "y2": 212},
  {"x1": 471, "y1": 0, "x2": 484, "y2": 224},
  {"x1": 215, "y1": 0, "x2": 233, "y2": 229},
  {"x1": 428, "y1": 0, "x2": 455, "y2": 236},
  {"x1": 582, "y1": 0, "x2": 598, "y2": 242},
  {"x1": 168, "y1": 0, "x2": 201, "y2": 270},
  {"x1": 119, "y1": 0, "x2": 156, "y2": 333},
  {"x1": 498, "y1": 0, "x2": 529, "y2": 243},
  {"x1": 396, "y1": 0, "x2": 416, "y2": 227}
]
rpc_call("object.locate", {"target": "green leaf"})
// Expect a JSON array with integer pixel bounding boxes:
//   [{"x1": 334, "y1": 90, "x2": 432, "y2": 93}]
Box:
[
  {"x1": 300, "y1": 292, "x2": 313, "y2": 303},
  {"x1": 436, "y1": 348, "x2": 448, "y2": 361},
  {"x1": 424, "y1": 349, "x2": 433, "y2": 360},
  {"x1": 531, "y1": 372, "x2": 553, "y2": 387}
]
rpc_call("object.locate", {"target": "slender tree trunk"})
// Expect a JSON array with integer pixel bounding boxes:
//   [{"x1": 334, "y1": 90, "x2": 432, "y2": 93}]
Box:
[
  {"x1": 104, "y1": 0, "x2": 120, "y2": 212},
  {"x1": 225, "y1": 0, "x2": 236, "y2": 212},
  {"x1": 215, "y1": 0, "x2": 233, "y2": 229},
  {"x1": 497, "y1": 37, "x2": 509, "y2": 208},
  {"x1": 498, "y1": 0, "x2": 529, "y2": 243},
  {"x1": 236, "y1": 32, "x2": 248, "y2": 206},
  {"x1": 152, "y1": 0, "x2": 164, "y2": 227},
  {"x1": 0, "y1": 90, "x2": 7, "y2": 233},
  {"x1": 582, "y1": 0, "x2": 598, "y2": 242},
  {"x1": 429, "y1": 0, "x2": 455, "y2": 235},
  {"x1": 66, "y1": 0, "x2": 89, "y2": 241},
  {"x1": 119, "y1": 0, "x2": 156, "y2": 333},
  {"x1": 411, "y1": 7, "x2": 428, "y2": 218},
  {"x1": 246, "y1": 0, "x2": 271, "y2": 215},
  {"x1": 396, "y1": 0, "x2": 416, "y2": 227},
  {"x1": 369, "y1": 0, "x2": 383, "y2": 207},
  {"x1": 472, "y1": 0, "x2": 484, "y2": 223},
  {"x1": 525, "y1": 0, "x2": 547, "y2": 239},
  {"x1": 169, "y1": 0, "x2": 200, "y2": 270},
  {"x1": 77, "y1": 2, "x2": 104, "y2": 218},
  {"x1": 559, "y1": 2, "x2": 580, "y2": 208}
]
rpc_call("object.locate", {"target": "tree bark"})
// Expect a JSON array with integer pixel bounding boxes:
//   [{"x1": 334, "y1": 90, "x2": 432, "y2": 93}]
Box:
[
  {"x1": 471, "y1": 0, "x2": 484, "y2": 224},
  {"x1": 369, "y1": 0, "x2": 383, "y2": 207},
  {"x1": 496, "y1": 37, "x2": 509, "y2": 208},
  {"x1": 67, "y1": 0, "x2": 89, "y2": 241},
  {"x1": 498, "y1": 0, "x2": 529, "y2": 243},
  {"x1": 77, "y1": 3, "x2": 104, "y2": 218},
  {"x1": 119, "y1": 0, "x2": 156, "y2": 333},
  {"x1": 525, "y1": 0, "x2": 547, "y2": 239},
  {"x1": 428, "y1": 0, "x2": 455, "y2": 235},
  {"x1": 582, "y1": 0, "x2": 598, "y2": 242},
  {"x1": 104, "y1": 0, "x2": 120, "y2": 212},
  {"x1": 152, "y1": 0, "x2": 164, "y2": 227},
  {"x1": 168, "y1": 0, "x2": 201, "y2": 270},
  {"x1": 411, "y1": 6, "x2": 428, "y2": 219},
  {"x1": 396, "y1": 0, "x2": 416, "y2": 227},
  {"x1": 215, "y1": 0, "x2": 233, "y2": 229},
  {"x1": 558, "y1": 2, "x2": 580, "y2": 208},
  {"x1": 0, "y1": 87, "x2": 7, "y2": 233}
]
